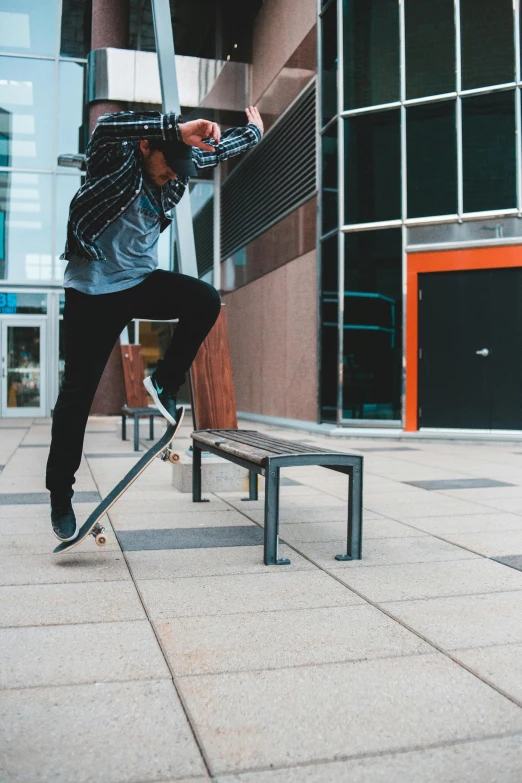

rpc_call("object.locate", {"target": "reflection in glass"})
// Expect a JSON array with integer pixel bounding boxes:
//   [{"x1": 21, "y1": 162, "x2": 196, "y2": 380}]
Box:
[
  {"x1": 320, "y1": 235, "x2": 339, "y2": 421},
  {"x1": 321, "y1": 1, "x2": 337, "y2": 125},
  {"x1": 342, "y1": 229, "x2": 402, "y2": 420},
  {"x1": 56, "y1": 175, "x2": 81, "y2": 281},
  {"x1": 58, "y1": 62, "x2": 86, "y2": 160},
  {"x1": 0, "y1": 172, "x2": 53, "y2": 281},
  {"x1": 61, "y1": 0, "x2": 91, "y2": 58},
  {"x1": 407, "y1": 101, "x2": 457, "y2": 218},
  {"x1": 0, "y1": 292, "x2": 46, "y2": 314},
  {"x1": 405, "y1": 0, "x2": 455, "y2": 99},
  {"x1": 344, "y1": 110, "x2": 401, "y2": 225},
  {"x1": 0, "y1": 56, "x2": 55, "y2": 170},
  {"x1": 343, "y1": 0, "x2": 399, "y2": 110},
  {"x1": 0, "y1": 0, "x2": 56, "y2": 57},
  {"x1": 460, "y1": 0, "x2": 514, "y2": 90},
  {"x1": 7, "y1": 325, "x2": 41, "y2": 408},
  {"x1": 462, "y1": 91, "x2": 516, "y2": 213},
  {"x1": 321, "y1": 125, "x2": 338, "y2": 235}
]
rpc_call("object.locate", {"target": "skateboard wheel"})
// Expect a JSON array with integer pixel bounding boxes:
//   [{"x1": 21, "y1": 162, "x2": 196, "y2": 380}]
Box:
[
  {"x1": 168, "y1": 451, "x2": 180, "y2": 464},
  {"x1": 95, "y1": 533, "x2": 107, "y2": 546}
]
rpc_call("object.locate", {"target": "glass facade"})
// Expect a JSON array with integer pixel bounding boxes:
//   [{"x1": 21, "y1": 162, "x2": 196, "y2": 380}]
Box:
[
  {"x1": 0, "y1": 0, "x2": 87, "y2": 285},
  {"x1": 319, "y1": 0, "x2": 521, "y2": 424}
]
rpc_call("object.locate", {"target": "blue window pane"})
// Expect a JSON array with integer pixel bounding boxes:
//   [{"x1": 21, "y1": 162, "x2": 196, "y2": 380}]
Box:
[
  {"x1": 405, "y1": 0, "x2": 455, "y2": 99},
  {"x1": 0, "y1": 57, "x2": 55, "y2": 170},
  {"x1": 55, "y1": 174, "x2": 81, "y2": 276},
  {"x1": 344, "y1": 110, "x2": 401, "y2": 224},
  {"x1": 343, "y1": 229, "x2": 402, "y2": 420},
  {"x1": 57, "y1": 62, "x2": 86, "y2": 159},
  {"x1": 343, "y1": 0, "x2": 400, "y2": 110},
  {"x1": 61, "y1": 0, "x2": 91, "y2": 58},
  {"x1": 462, "y1": 90, "x2": 516, "y2": 213},
  {"x1": 321, "y1": 124, "x2": 338, "y2": 235},
  {"x1": 0, "y1": 1, "x2": 57, "y2": 57},
  {"x1": 0, "y1": 172, "x2": 54, "y2": 282}
]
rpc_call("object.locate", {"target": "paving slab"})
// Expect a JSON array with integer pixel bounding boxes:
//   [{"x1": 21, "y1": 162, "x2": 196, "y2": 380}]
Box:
[
  {"x1": 332, "y1": 558, "x2": 522, "y2": 602},
  {"x1": 363, "y1": 497, "x2": 491, "y2": 519},
  {"x1": 117, "y1": 525, "x2": 264, "y2": 551},
  {"x1": 126, "y1": 545, "x2": 314, "y2": 580},
  {"x1": 405, "y1": 478, "x2": 514, "y2": 491},
  {"x1": 224, "y1": 493, "x2": 346, "y2": 512},
  {"x1": 293, "y1": 535, "x2": 478, "y2": 570},
  {"x1": 213, "y1": 734, "x2": 522, "y2": 783},
  {"x1": 0, "y1": 503, "x2": 98, "y2": 522},
  {"x1": 178, "y1": 653, "x2": 522, "y2": 774},
  {"x1": 453, "y1": 644, "x2": 522, "y2": 703},
  {"x1": 0, "y1": 680, "x2": 206, "y2": 783},
  {"x1": 0, "y1": 530, "x2": 120, "y2": 554},
  {"x1": 0, "y1": 581, "x2": 145, "y2": 627},
  {"x1": 109, "y1": 509, "x2": 249, "y2": 530},
  {"x1": 0, "y1": 490, "x2": 100, "y2": 505},
  {"x1": 494, "y1": 554, "x2": 522, "y2": 572},
  {"x1": 463, "y1": 496, "x2": 522, "y2": 514},
  {"x1": 156, "y1": 604, "x2": 431, "y2": 676},
  {"x1": 280, "y1": 518, "x2": 424, "y2": 543},
  {"x1": 139, "y1": 570, "x2": 363, "y2": 620},
  {"x1": 0, "y1": 552, "x2": 130, "y2": 585},
  {"x1": 0, "y1": 620, "x2": 169, "y2": 689},
  {"x1": 113, "y1": 496, "x2": 229, "y2": 514},
  {"x1": 403, "y1": 512, "x2": 522, "y2": 536},
  {"x1": 244, "y1": 507, "x2": 385, "y2": 524},
  {"x1": 382, "y1": 591, "x2": 522, "y2": 649},
  {"x1": 435, "y1": 530, "x2": 522, "y2": 557}
]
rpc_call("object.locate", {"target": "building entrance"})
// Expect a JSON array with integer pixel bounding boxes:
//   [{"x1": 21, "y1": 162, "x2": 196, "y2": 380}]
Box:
[
  {"x1": 418, "y1": 267, "x2": 522, "y2": 429},
  {"x1": 1, "y1": 318, "x2": 47, "y2": 417}
]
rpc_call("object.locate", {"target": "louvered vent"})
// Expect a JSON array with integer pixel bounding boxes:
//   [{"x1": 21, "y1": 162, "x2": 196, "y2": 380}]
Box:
[{"x1": 220, "y1": 82, "x2": 316, "y2": 260}]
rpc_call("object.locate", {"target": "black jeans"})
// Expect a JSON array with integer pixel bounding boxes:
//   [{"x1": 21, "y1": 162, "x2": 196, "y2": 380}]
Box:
[{"x1": 46, "y1": 270, "x2": 221, "y2": 495}]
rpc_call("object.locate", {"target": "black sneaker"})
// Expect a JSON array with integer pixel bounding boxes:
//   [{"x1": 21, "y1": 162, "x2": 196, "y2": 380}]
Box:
[
  {"x1": 50, "y1": 494, "x2": 79, "y2": 542},
  {"x1": 143, "y1": 373, "x2": 179, "y2": 425}
]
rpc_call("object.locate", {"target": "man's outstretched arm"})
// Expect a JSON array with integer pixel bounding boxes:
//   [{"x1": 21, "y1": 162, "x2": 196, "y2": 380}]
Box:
[{"x1": 192, "y1": 107, "x2": 264, "y2": 170}]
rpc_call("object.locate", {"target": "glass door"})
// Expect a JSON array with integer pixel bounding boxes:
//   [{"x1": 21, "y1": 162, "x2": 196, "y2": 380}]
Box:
[{"x1": 1, "y1": 319, "x2": 46, "y2": 417}]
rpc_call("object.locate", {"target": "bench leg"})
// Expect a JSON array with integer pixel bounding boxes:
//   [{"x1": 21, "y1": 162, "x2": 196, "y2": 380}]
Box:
[
  {"x1": 264, "y1": 465, "x2": 290, "y2": 566},
  {"x1": 149, "y1": 415, "x2": 154, "y2": 440},
  {"x1": 241, "y1": 470, "x2": 258, "y2": 501},
  {"x1": 336, "y1": 463, "x2": 363, "y2": 561},
  {"x1": 133, "y1": 413, "x2": 140, "y2": 452},
  {"x1": 192, "y1": 445, "x2": 209, "y2": 503},
  {"x1": 121, "y1": 415, "x2": 127, "y2": 441}
]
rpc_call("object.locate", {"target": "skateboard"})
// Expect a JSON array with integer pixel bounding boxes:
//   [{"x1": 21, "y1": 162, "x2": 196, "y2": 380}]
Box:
[{"x1": 54, "y1": 406, "x2": 185, "y2": 554}]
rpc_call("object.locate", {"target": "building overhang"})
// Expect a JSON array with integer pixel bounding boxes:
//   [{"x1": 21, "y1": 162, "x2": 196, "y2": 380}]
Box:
[{"x1": 87, "y1": 47, "x2": 248, "y2": 111}]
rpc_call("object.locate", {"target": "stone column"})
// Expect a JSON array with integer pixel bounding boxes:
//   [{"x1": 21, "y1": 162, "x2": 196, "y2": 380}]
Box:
[{"x1": 89, "y1": 0, "x2": 130, "y2": 414}]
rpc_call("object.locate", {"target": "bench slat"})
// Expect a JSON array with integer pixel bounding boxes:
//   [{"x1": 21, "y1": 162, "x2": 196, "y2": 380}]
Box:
[
  {"x1": 192, "y1": 431, "x2": 269, "y2": 465},
  {"x1": 202, "y1": 429, "x2": 340, "y2": 456}
]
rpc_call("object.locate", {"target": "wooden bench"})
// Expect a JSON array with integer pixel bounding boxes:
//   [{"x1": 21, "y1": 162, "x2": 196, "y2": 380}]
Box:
[
  {"x1": 120, "y1": 345, "x2": 165, "y2": 451},
  {"x1": 189, "y1": 306, "x2": 363, "y2": 566}
]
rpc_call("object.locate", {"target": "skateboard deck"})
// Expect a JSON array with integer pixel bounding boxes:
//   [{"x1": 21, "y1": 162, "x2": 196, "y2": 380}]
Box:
[{"x1": 54, "y1": 406, "x2": 185, "y2": 554}]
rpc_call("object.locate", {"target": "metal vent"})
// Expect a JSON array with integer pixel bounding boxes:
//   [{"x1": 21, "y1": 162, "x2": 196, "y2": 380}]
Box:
[{"x1": 220, "y1": 82, "x2": 316, "y2": 260}]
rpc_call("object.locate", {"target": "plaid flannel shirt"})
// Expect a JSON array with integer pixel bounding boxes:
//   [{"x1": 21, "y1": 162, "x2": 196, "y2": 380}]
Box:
[{"x1": 62, "y1": 111, "x2": 262, "y2": 262}]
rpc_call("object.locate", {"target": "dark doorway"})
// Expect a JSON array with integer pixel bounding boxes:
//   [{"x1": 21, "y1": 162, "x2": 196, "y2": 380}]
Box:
[{"x1": 418, "y1": 267, "x2": 522, "y2": 429}]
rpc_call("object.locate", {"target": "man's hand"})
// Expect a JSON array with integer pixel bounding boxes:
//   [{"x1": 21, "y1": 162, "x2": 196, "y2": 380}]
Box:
[
  {"x1": 179, "y1": 119, "x2": 221, "y2": 151},
  {"x1": 246, "y1": 106, "x2": 264, "y2": 136}
]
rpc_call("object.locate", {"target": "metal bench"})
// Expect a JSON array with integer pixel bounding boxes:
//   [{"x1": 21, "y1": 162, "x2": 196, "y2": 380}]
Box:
[
  {"x1": 191, "y1": 428, "x2": 363, "y2": 566},
  {"x1": 121, "y1": 404, "x2": 165, "y2": 452}
]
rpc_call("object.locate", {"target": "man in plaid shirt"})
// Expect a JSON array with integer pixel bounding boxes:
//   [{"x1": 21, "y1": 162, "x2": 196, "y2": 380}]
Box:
[{"x1": 46, "y1": 107, "x2": 263, "y2": 542}]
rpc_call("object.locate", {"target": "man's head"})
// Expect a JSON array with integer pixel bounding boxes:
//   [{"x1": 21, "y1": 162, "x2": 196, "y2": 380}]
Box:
[{"x1": 139, "y1": 139, "x2": 197, "y2": 186}]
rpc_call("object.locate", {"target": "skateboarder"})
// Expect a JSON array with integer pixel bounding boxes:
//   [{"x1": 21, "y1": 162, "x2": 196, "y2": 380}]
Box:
[{"x1": 46, "y1": 106, "x2": 264, "y2": 542}]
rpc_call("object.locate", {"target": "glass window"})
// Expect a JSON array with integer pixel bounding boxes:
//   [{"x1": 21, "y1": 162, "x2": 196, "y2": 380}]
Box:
[
  {"x1": 321, "y1": 124, "x2": 338, "y2": 235},
  {"x1": 0, "y1": 291, "x2": 47, "y2": 313},
  {"x1": 0, "y1": 172, "x2": 53, "y2": 281},
  {"x1": 344, "y1": 109, "x2": 401, "y2": 225},
  {"x1": 0, "y1": 1, "x2": 57, "y2": 57},
  {"x1": 320, "y1": 234, "x2": 339, "y2": 421},
  {"x1": 55, "y1": 174, "x2": 81, "y2": 278},
  {"x1": 0, "y1": 57, "x2": 55, "y2": 170},
  {"x1": 57, "y1": 62, "x2": 86, "y2": 160},
  {"x1": 462, "y1": 90, "x2": 516, "y2": 213},
  {"x1": 460, "y1": 0, "x2": 514, "y2": 90},
  {"x1": 343, "y1": 229, "x2": 402, "y2": 420},
  {"x1": 60, "y1": 0, "x2": 91, "y2": 58},
  {"x1": 321, "y1": 1, "x2": 337, "y2": 126},
  {"x1": 405, "y1": 0, "x2": 455, "y2": 99},
  {"x1": 407, "y1": 101, "x2": 457, "y2": 218},
  {"x1": 343, "y1": 0, "x2": 400, "y2": 110}
]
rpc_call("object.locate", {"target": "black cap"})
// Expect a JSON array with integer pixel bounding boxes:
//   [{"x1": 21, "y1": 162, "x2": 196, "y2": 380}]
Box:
[{"x1": 153, "y1": 139, "x2": 198, "y2": 178}]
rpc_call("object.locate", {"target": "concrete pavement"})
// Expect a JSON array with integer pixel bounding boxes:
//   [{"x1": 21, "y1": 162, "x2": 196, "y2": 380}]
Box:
[{"x1": 2, "y1": 414, "x2": 522, "y2": 782}]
